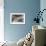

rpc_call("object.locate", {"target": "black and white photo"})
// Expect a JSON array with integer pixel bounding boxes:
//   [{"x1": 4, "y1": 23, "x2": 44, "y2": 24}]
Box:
[{"x1": 10, "y1": 13, "x2": 25, "y2": 24}]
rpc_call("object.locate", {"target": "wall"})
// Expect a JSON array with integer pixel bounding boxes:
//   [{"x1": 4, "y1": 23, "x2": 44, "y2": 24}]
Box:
[
  {"x1": 40, "y1": 0, "x2": 46, "y2": 27},
  {"x1": 4, "y1": 0, "x2": 40, "y2": 42},
  {"x1": 0, "y1": 0, "x2": 4, "y2": 42}
]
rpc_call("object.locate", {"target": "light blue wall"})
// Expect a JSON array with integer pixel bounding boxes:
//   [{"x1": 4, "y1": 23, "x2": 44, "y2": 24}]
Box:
[
  {"x1": 40, "y1": 0, "x2": 46, "y2": 27},
  {"x1": 4, "y1": 0, "x2": 40, "y2": 42}
]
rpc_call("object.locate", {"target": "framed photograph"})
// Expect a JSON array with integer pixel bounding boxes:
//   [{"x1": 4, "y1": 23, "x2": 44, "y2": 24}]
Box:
[{"x1": 10, "y1": 13, "x2": 25, "y2": 24}]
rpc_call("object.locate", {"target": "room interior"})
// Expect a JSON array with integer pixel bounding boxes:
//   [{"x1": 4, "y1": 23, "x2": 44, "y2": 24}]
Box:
[{"x1": 0, "y1": 0, "x2": 46, "y2": 46}]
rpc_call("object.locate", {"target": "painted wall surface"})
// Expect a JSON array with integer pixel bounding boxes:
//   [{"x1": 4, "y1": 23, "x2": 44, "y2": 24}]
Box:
[
  {"x1": 40, "y1": 0, "x2": 46, "y2": 27},
  {"x1": 4, "y1": 0, "x2": 40, "y2": 42},
  {"x1": 0, "y1": 0, "x2": 4, "y2": 42}
]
